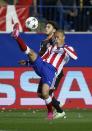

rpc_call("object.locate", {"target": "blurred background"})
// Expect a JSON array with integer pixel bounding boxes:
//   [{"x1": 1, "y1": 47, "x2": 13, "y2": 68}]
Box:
[{"x1": 0, "y1": 0, "x2": 92, "y2": 32}]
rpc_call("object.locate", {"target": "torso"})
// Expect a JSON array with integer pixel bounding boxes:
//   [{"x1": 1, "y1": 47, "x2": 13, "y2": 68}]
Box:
[{"x1": 42, "y1": 45, "x2": 69, "y2": 73}]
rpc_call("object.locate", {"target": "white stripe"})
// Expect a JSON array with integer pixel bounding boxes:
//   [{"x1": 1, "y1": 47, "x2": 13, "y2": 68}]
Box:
[
  {"x1": 64, "y1": 47, "x2": 78, "y2": 60},
  {"x1": 45, "y1": 96, "x2": 52, "y2": 104},
  {"x1": 46, "y1": 53, "x2": 54, "y2": 63},
  {"x1": 0, "y1": 31, "x2": 92, "y2": 34},
  {"x1": 56, "y1": 60, "x2": 65, "y2": 76},
  {"x1": 52, "y1": 54, "x2": 61, "y2": 67},
  {"x1": 25, "y1": 46, "x2": 30, "y2": 54},
  {"x1": 50, "y1": 75, "x2": 57, "y2": 89}
]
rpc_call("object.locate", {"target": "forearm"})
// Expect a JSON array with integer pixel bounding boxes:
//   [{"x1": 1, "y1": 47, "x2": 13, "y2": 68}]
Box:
[{"x1": 64, "y1": 45, "x2": 78, "y2": 60}]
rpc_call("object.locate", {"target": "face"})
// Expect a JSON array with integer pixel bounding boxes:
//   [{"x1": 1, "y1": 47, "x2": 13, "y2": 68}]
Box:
[
  {"x1": 45, "y1": 23, "x2": 56, "y2": 35},
  {"x1": 55, "y1": 31, "x2": 65, "y2": 47}
]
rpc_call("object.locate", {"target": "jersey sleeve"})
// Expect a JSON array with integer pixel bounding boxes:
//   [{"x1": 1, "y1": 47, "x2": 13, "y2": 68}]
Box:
[{"x1": 64, "y1": 45, "x2": 78, "y2": 60}]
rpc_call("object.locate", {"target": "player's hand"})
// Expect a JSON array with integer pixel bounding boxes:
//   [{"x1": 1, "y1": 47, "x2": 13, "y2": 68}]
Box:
[{"x1": 18, "y1": 60, "x2": 26, "y2": 65}]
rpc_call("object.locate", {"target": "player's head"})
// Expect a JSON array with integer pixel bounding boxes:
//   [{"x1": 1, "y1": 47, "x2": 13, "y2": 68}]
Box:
[
  {"x1": 54, "y1": 30, "x2": 65, "y2": 47},
  {"x1": 45, "y1": 21, "x2": 58, "y2": 35}
]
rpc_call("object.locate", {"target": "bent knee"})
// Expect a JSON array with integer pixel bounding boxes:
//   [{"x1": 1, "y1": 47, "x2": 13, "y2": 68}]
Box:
[{"x1": 42, "y1": 86, "x2": 50, "y2": 98}]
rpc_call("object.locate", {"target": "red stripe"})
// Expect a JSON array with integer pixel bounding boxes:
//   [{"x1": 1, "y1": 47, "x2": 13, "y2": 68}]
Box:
[
  {"x1": 49, "y1": 53, "x2": 57, "y2": 64},
  {"x1": 42, "y1": 51, "x2": 49, "y2": 60},
  {"x1": 49, "y1": 46, "x2": 57, "y2": 63},
  {"x1": 42, "y1": 45, "x2": 53, "y2": 60},
  {"x1": 65, "y1": 46, "x2": 77, "y2": 57},
  {"x1": 56, "y1": 52, "x2": 66, "y2": 70}
]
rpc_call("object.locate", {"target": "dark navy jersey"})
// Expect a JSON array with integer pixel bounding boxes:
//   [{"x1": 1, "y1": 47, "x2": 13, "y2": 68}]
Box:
[{"x1": 39, "y1": 35, "x2": 56, "y2": 56}]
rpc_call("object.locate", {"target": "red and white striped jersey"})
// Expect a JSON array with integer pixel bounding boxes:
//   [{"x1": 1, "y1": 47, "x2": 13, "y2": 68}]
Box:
[{"x1": 41, "y1": 44, "x2": 78, "y2": 75}]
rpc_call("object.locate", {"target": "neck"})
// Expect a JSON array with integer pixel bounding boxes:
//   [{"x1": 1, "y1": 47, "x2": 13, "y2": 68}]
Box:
[
  {"x1": 45, "y1": 33, "x2": 54, "y2": 41},
  {"x1": 48, "y1": 33, "x2": 54, "y2": 39},
  {"x1": 57, "y1": 43, "x2": 64, "y2": 48},
  {"x1": 57, "y1": 45, "x2": 63, "y2": 48}
]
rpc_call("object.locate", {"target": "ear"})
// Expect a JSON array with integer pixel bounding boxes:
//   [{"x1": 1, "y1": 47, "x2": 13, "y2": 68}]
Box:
[{"x1": 53, "y1": 29, "x2": 56, "y2": 33}]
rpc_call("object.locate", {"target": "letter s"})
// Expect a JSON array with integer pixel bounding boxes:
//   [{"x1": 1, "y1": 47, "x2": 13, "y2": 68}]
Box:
[{"x1": 0, "y1": 71, "x2": 16, "y2": 105}]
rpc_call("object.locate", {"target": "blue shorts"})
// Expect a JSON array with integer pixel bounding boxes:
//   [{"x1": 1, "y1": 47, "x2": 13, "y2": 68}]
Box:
[{"x1": 32, "y1": 56, "x2": 56, "y2": 87}]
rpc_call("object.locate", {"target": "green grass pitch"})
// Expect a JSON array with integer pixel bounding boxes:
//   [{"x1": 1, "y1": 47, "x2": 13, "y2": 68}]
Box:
[{"x1": 0, "y1": 109, "x2": 92, "y2": 131}]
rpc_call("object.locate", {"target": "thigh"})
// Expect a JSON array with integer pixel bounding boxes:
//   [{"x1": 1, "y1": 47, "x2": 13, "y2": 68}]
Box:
[
  {"x1": 33, "y1": 57, "x2": 56, "y2": 87},
  {"x1": 41, "y1": 63, "x2": 56, "y2": 87},
  {"x1": 32, "y1": 56, "x2": 43, "y2": 76}
]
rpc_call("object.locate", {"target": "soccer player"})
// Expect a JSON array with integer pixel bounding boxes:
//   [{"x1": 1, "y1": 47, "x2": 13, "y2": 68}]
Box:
[
  {"x1": 11, "y1": 23, "x2": 78, "y2": 119},
  {"x1": 18, "y1": 21, "x2": 65, "y2": 118}
]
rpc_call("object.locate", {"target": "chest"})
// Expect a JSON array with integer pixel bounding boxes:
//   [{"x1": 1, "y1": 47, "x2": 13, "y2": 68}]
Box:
[{"x1": 51, "y1": 47, "x2": 64, "y2": 55}]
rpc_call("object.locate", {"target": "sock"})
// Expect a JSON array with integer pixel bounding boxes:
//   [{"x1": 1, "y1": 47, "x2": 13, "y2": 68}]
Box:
[
  {"x1": 52, "y1": 96, "x2": 63, "y2": 113},
  {"x1": 45, "y1": 96, "x2": 53, "y2": 113},
  {"x1": 52, "y1": 96, "x2": 60, "y2": 105},
  {"x1": 16, "y1": 37, "x2": 30, "y2": 54}
]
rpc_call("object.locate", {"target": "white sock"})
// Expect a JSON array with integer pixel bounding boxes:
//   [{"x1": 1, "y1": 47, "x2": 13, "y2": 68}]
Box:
[{"x1": 45, "y1": 96, "x2": 52, "y2": 104}]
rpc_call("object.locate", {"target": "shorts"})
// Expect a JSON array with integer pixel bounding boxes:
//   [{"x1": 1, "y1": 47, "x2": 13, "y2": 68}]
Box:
[{"x1": 32, "y1": 56, "x2": 56, "y2": 87}]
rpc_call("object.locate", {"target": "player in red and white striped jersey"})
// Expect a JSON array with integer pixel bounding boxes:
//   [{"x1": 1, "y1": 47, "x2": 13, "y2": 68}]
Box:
[
  {"x1": 40, "y1": 30, "x2": 78, "y2": 119},
  {"x1": 48, "y1": 30, "x2": 78, "y2": 119},
  {"x1": 42, "y1": 30, "x2": 77, "y2": 75}
]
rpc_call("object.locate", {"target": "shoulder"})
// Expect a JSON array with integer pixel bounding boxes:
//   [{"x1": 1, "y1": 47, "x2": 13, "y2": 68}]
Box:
[{"x1": 64, "y1": 45, "x2": 75, "y2": 51}]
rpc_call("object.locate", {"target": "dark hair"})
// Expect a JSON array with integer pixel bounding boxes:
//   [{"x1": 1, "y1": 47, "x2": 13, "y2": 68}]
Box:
[{"x1": 46, "y1": 20, "x2": 59, "y2": 30}]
